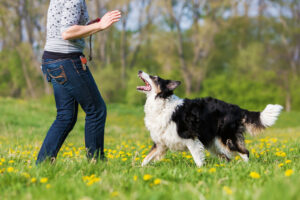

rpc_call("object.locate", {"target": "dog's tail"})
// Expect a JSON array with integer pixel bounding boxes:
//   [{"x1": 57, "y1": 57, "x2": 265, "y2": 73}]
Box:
[{"x1": 243, "y1": 104, "x2": 283, "y2": 136}]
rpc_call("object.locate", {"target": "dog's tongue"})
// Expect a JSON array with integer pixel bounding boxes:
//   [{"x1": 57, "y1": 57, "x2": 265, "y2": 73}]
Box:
[{"x1": 137, "y1": 85, "x2": 150, "y2": 91}]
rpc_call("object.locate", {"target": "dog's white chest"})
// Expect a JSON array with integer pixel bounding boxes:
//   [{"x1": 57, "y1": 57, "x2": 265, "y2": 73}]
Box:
[{"x1": 144, "y1": 95, "x2": 187, "y2": 151}]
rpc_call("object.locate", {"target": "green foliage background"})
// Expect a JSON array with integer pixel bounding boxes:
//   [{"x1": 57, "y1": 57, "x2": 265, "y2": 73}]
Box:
[{"x1": 0, "y1": 0, "x2": 299, "y2": 111}]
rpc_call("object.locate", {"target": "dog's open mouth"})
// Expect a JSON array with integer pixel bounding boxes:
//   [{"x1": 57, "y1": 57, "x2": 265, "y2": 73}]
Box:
[{"x1": 137, "y1": 75, "x2": 151, "y2": 91}]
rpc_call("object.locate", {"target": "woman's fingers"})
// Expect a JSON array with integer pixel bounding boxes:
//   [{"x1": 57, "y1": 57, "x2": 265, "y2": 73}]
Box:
[
  {"x1": 108, "y1": 10, "x2": 121, "y2": 16},
  {"x1": 110, "y1": 12, "x2": 121, "y2": 18}
]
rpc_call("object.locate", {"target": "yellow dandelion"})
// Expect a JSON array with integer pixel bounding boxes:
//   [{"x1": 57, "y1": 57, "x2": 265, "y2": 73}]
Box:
[
  {"x1": 249, "y1": 172, "x2": 260, "y2": 179},
  {"x1": 280, "y1": 152, "x2": 286, "y2": 157},
  {"x1": 111, "y1": 191, "x2": 119, "y2": 197},
  {"x1": 7, "y1": 167, "x2": 14, "y2": 172},
  {"x1": 223, "y1": 186, "x2": 233, "y2": 195},
  {"x1": 122, "y1": 158, "x2": 128, "y2": 161},
  {"x1": 197, "y1": 169, "x2": 203, "y2": 173},
  {"x1": 271, "y1": 138, "x2": 277, "y2": 143},
  {"x1": 278, "y1": 163, "x2": 284, "y2": 167},
  {"x1": 8, "y1": 160, "x2": 14, "y2": 164},
  {"x1": 275, "y1": 151, "x2": 286, "y2": 157},
  {"x1": 143, "y1": 174, "x2": 152, "y2": 181},
  {"x1": 285, "y1": 169, "x2": 293, "y2": 177},
  {"x1": 46, "y1": 184, "x2": 51, "y2": 189},
  {"x1": 1, "y1": 158, "x2": 5, "y2": 162},
  {"x1": 245, "y1": 139, "x2": 252, "y2": 144},
  {"x1": 135, "y1": 157, "x2": 140, "y2": 161},
  {"x1": 285, "y1": 160, "x2": 291, "y2": 164},
  {"x1": 31, "y1": 178, "x2": 37, "y2": 183},
  {"x1": 22, "y1": 172, "x2": 30, "y2": 178},
  {"x1": 154, "y1": 178, "x2": 161, "y2": 185},
  {"x1": 209, "y1": 168, "x2": 216, "y2": 173},
  {"x1": 133, "y1": 175, "x2": 138, "y2": 181},
  {"x1": 0, "y1": 162, "x2": 2, "y2": 166},
  {"x1": 40, "y1": 178, "x2": 48, "y2": 183}
]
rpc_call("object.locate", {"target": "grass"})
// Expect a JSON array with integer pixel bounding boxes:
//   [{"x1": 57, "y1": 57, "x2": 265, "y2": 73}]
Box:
[{"x1": 0, "y1": 97, "x2": 299, "y2": 200}]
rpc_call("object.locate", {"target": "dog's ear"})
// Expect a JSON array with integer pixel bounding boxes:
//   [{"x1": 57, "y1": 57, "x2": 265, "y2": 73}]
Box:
[{"x1": 166, "y1": 80, "x2": 181, "y2": 91}]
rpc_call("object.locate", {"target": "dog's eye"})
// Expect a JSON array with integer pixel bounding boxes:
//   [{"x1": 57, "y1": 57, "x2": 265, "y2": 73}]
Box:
[{"x1": 150, "y1": 75, "x2": 158, "y2": 81}]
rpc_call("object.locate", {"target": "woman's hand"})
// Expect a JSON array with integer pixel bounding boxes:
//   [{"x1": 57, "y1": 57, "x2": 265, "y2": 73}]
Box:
[
  {"x1": 61, "y1": 10, "x2": 121, "y2": 40},
  {"x1": 97, "y1": 10, "x2": 122, "y2": 31}
]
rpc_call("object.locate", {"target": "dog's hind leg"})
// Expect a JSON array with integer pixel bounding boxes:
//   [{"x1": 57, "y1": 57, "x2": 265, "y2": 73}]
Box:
[
  {"x1": 186, "y1": 139, "x2": 205, "y2": 167},
  {"x1": 141, "y1": 143, "x2": 157, "y2": 166},
  {"x1": 213, "y1": 138, "x2": 234, "y2": 161},
  {"x1": 153, "y1": 148, "x2": 167, "y2": 162},
  {"x1": 142, "y1": 143, "x2": 167, "y2": 166},
  {"x1": 236, "y1": 135, "x2": 249, "y2": 162}
]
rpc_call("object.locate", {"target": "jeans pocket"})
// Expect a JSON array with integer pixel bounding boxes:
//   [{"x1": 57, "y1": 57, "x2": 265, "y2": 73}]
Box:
[{"x1": 47, "y1": 65, "x2": 67, "y2": 85}]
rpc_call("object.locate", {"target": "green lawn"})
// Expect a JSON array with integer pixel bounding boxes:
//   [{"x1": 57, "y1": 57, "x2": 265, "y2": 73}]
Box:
[{"x1": 0, "y1": 97, "x2": 299, "y2": 200}]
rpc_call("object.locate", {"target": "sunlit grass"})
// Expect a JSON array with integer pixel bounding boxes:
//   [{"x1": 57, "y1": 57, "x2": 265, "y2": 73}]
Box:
[{"x1": 0, "y1": 97, "x2": 299, "y2": 200}]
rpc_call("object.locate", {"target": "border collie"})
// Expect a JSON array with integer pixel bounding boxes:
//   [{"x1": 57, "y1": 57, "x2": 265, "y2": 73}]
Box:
[{"x1": 137, "y1": 71, "x2": 283, "y2": 167}]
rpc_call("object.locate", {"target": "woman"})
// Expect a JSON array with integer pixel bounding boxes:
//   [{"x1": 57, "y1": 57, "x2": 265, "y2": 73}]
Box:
[{"x1": 36, "y1": 0, "x2": 121, "y2": 164}]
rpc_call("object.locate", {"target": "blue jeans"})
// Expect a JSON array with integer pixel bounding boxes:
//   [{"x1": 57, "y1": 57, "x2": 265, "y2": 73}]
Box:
[{"x1": 36, "y1": 57, "x2": 107, "y2": 164}]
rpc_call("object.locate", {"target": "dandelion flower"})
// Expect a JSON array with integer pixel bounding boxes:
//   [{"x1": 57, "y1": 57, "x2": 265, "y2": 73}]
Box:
[
  {"x1": 285, "y1": 160, "x2": 291, "y2": 164},
  {"x1": 133, "y1": 175, "x2": 138, "y2": 181},
  {"x1": 209, "y1": 168, "x2": 216, "y2": 173},
  {"x1": 31, "y1": 178, "x2": 37, "y2": 183},
  {"x1": 278, "y1": 163, "x2": 284, "y2": 167},
  {"x1": 249, "y1": 172, "x2": 260, "y2": 179},
  {"x1": 122, "y1": 158, "x2": 128, "y2": 161},
  {"x1": 154, "y1": 178, "x2": 161, "y2": 185},
  {"x1": 7, "y1": 167, "x2": 14, "y2": 172},
  {"x1": 285, "y1": 169, "x2": 293, "y2": 177},
  {"x1": 46, "y1": 184, "x2": 51, "y2": 189},
  {"x1": 143, "y1": 174, "x2": 152, "y2": 181},
  {"x1": 40, "y1": 178, "x2": 48, "y2": 183},
  {"x1": 8, "y1": 160, "x2": 14, "y2": 164},
  {"x1": 22, "y1": 172, "x2": 30, "y2": 178},
  {"x1": 223, "y1": 186, "x2": 233, "y2": 195},
  {"x1": 111, "y1": 192, "x2": 119, "y2": 197}
]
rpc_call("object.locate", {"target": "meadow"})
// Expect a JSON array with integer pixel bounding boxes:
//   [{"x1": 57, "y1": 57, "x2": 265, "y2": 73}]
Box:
[{"x1": 0, "y1": 97, "x2": 299, "y2": 200}]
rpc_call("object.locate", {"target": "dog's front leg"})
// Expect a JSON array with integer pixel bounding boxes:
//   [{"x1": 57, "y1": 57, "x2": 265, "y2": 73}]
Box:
[{"x1": 186, "y1": 139, "x2": 205, "y2": 167}]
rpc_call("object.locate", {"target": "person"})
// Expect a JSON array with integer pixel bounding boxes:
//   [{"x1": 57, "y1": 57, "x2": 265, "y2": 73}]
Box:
[{"x1": 36, "y1": 0, "x2": 121, "y2": 164}]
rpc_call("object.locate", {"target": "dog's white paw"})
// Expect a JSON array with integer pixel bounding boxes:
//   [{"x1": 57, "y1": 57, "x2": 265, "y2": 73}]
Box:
[{"x1": 141, "y1": 160, "x2": 148, "y2": 167}]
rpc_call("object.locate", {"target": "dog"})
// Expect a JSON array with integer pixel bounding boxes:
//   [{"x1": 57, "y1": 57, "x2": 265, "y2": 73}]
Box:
[{"x1": 137, "y1": 70, "x2": 283, "y2": 167}]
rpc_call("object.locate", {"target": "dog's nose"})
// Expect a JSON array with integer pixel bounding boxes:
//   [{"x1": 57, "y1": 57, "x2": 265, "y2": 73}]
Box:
[{"x1": 138, "y1": 70, "x2": 143, "y2": 74}]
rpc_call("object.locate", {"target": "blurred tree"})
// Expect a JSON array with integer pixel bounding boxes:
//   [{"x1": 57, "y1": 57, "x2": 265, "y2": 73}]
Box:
[{"x1": 0, "y1": 0, "x2": 299, "y2": 111}]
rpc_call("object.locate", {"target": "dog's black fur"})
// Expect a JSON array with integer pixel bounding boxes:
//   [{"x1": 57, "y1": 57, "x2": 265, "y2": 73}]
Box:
[
  {"x1": 171, "y1": 97, "x2": 262, "y2": 156},
  {"x1": 138, "y1": 71, "x2": 282, "y2": 165}
]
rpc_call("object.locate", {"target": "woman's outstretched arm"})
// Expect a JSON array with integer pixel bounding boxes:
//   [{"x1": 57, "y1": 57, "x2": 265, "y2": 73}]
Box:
[{"x1": 62, "y1": 10, "x2": 121, "y2": 40}]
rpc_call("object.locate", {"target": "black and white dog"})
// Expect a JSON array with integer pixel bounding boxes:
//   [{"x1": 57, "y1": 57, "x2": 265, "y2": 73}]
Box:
[{"x1": 137, "y1": 71, "x2": 283, "y2": 167}]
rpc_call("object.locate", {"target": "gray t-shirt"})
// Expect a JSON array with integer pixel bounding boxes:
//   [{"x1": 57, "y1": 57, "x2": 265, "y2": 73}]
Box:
[{"x1": 44, "y1": 0, "x2": 89, "y2": 53}]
